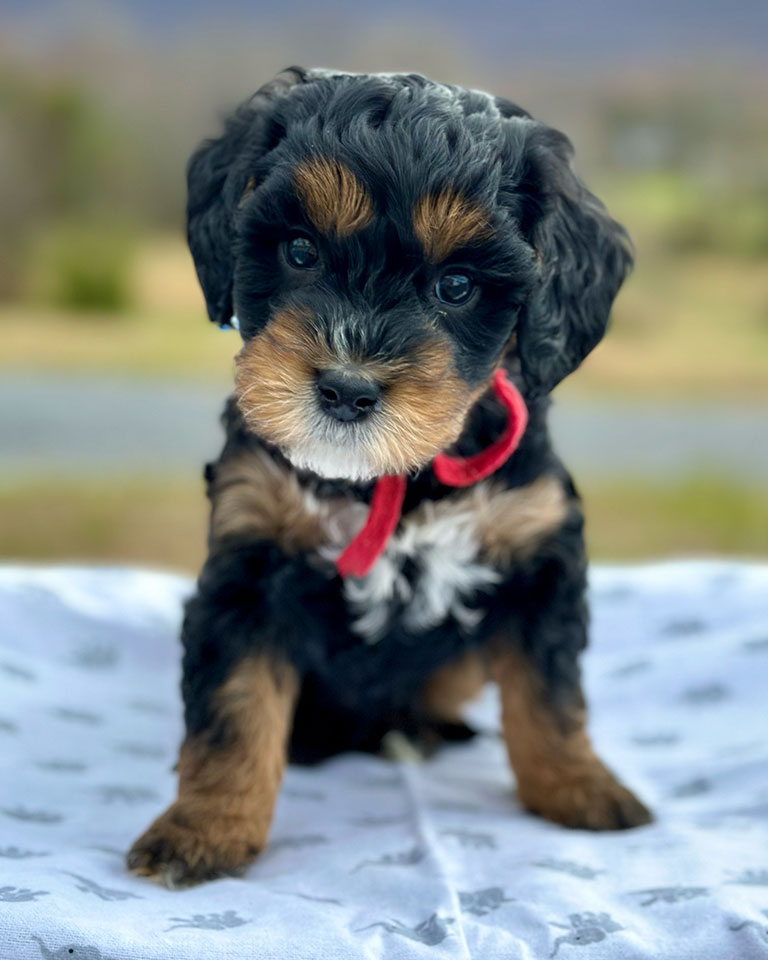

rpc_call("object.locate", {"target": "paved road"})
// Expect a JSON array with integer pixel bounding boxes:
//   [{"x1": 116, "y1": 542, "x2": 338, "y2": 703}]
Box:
[{"x1": 1, "y1": 374, "x2": 766, "y2": 480}]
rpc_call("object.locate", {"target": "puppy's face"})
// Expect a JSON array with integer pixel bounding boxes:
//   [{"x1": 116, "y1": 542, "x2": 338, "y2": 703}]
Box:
[
  {"x1": 232, "y1": 152, "x2": 537, "y2": 481},
  {"x1": 188, "y1": 70, "x2": 632, "y2": 481}
]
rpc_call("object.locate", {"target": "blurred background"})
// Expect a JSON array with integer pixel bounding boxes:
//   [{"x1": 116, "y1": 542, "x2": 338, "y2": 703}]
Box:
[{"x1": 1, "y1": 0, "x2": 766, "y2": 573}]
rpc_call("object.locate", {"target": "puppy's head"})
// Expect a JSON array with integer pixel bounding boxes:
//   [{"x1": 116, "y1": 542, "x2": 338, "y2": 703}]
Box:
[{"x1": 188, "y1": 68, "x2": 632, "y2": 482}]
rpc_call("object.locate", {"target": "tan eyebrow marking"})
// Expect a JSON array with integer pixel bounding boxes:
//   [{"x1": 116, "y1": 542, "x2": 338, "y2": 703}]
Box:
[
  {"x1": 412, "y1": 188, "x2": 492, "y2": 262},
  {"x1": 293, "y1": 157, "x2": 374, "y2": 237}
]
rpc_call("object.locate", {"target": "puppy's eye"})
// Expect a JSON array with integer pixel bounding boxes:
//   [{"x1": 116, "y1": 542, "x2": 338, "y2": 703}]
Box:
[
  {"x1": 435, "y1": 273, "x2": 474, "y2": 305},
  {"x1": 286, "y1": 236, "x2": 319, "y2": 268}
]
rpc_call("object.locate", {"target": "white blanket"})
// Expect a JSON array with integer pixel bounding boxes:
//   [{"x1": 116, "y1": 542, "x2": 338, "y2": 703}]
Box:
[{"x1": 1, "y1": 561, "x2": 767, "y2": 959}]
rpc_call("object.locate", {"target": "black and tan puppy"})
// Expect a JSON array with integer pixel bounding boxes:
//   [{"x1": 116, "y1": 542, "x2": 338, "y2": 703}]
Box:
[{"x1": 128, "y1": 66, "x2": 651, "y2": 887}]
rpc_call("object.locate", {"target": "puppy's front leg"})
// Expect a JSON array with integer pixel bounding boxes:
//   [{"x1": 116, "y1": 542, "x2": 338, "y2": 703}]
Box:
[
  {"x1": 491, "y1": 529, "x2": 652, "y2": 830},
  {"x1": 492, "y1": 647, "x2": 650, "y2": 829},
  {"x1": 128, "y1": 549, "x2": 299, "y2": 887}
]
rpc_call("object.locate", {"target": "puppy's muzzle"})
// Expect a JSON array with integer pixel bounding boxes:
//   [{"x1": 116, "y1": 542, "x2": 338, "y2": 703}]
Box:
[{"x1": 316, "y1": 369, "x2": 381, "y2": 423}]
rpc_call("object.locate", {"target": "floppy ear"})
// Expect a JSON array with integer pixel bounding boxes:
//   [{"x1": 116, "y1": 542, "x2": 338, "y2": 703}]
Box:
[
  {"x1": 514, "y1": 123, "x2": 633, "y2": 394},
  {"x1": 186, "y1": 67, "x2": 306, "y2": 327}
]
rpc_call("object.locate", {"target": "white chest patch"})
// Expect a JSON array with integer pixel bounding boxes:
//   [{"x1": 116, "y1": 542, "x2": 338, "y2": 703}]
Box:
[
  {"x1": 315, "y1": 475, "x2": 567, "y2": 645},
  {"x1": 338, "y1": 499, "x2": 500, "y2": 643}
]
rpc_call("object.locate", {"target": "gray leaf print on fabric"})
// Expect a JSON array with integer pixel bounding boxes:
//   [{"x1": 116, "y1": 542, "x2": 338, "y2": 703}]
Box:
[
  {"x1": 276, "y1": 891, "x2": 343, "y2": 906},
  {"x1": 459, "y1": 887, "x2": 515, "y2": 916},
  {"x1": 2, "y1": 806, "x2": 62, "y2": 824},
  {"x1": 72, "y1": 643, "x2": 119, "y2": 669},
  {"x1": 165, "y1": 911, "x2": 249, "y2": 932},
  {"x1": 127, "y1": 698, "x2": 171, "y2": 715},
  {"x1": 55, "y1": 707, "x2": 102, "y2": 725},
  {"x1": 282, "y1": 787, "x2": 326, "y2": 802},
  {"x1": 632, "y1": 886, "x2": 708, "y2": 906},
  {"x1": 352, "y1": 846, "x2": 425, "y2": 873},
  {"x1": 533, "y1": 858, "x2": 605, "y2": 880},
  {"x1": 0, "y1": 718, "x2": 18, "y2": 734},
  {"x1": 88, "y1": 845, "x2": 124, "y2": 857},
  {"x1": 441, "y1": 828, "x2": 496, "y2": 850},
  {"x1": 681, "y1": 684, "x2": 729, "y2": 705},
  {"x1": 269, "y1": 835, "x2": 327, "y2": 852},
  {"x1": 1, "y1": 660, "x2": 36, "y2": 681},
  {"x1": 0, "y1": 886, "x2": 49, "y2": 902},
  {"x1": 595, "y1": 585, "x2": 633, "y2": 602},
  {"x1": 730, "y1": 910, "x2": 768, "y2": 945},
  {"x1": 0, "y1": 846, "x2": 49, "y2": 859},
  {"x1": 37, "y1": 760, "x2": 88, "y2": 773},
  {"x1": 610, "y1": 660, "x2": 652, "y2": 678},
  {"x1": 359, "y1": 774, "x2": 401, "y2": 790},
  {"x1": 714, "y1": 740, "x2": 763, "y2": 758},
  {"x1": 728, "y1": 869, "x2": 768, "y2": 886},
  {"x1": 32, "y1": 935, "x2": 115, "y2": 960},
  {"x1": 357, "y1": 913, "x2": 454, "y2": 945},
  {"x1": 97, "y1": 785, "x2": 159, "y2": 804},
  {"x1": 64, "y1": 872, "x2": 143, "y2": 902},
  {"x1": 663, "y1": 618, "x2": 706, "y2": 637},
  {"x1": 115, "y1": 742, "x2": 166, "y2": 759},
  {"x1": 720, "y1": 800, "x2": 768, "y2": 819},
  {"x1": 432, "y1": 800, "x2": 483, "y2": 813},
  {"x1": 672, "y1": 777, "x2": 711, "y2": 798},
  {"x1": 549, "y1": 912, "x2": 624, "y2": 957},
  {"x1": 743, "y1": 637, "x2": 768, "y2": 653},
  {"x1": 351, "y1": 814, "x2": 409, "y2": 827},
  {"x1": 632, "y1": 733, "x2": 679, "y2": 747},
  {"x1": 710, "y1": 570, "x2": 739, "y2": 591}
]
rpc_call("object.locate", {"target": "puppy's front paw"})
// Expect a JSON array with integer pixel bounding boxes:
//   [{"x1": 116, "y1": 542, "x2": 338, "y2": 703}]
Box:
[
  {"x1": 520, "y1": 763, "x2": 652, "y2": 831},
  {"x1": 127, "y1": 801, "x2": 263, "y2": 888}
]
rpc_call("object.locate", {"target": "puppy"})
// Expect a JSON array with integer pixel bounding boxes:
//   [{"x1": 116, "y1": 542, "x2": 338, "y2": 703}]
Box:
[{"x1": 128, "y1": 66, "x2": 651, "y2": 887}]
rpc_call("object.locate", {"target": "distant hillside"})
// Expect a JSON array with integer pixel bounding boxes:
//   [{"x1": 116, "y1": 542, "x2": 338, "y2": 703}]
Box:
[{"x1": 5, "y1": 0, "x2": 767, "y2": 62}]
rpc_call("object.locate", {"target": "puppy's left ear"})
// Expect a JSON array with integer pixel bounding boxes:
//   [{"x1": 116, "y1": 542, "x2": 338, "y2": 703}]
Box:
[
  {"x1": 186, "y1": 67, "x2": 306, "y2": 327},
  {"x1": 513, "y1": 122, "x2": 633, "y2": 393}
]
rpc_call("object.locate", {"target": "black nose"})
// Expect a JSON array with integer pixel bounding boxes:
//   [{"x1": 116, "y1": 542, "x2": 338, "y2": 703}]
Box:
[{"x1": 316, "y1": 370, "x2": 381, "y2": 422}]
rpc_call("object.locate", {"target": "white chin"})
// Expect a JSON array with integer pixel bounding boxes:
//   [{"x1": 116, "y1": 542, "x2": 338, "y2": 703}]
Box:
[{"x1": 285, "y1": 443, "x2": 380, "y2": 483}]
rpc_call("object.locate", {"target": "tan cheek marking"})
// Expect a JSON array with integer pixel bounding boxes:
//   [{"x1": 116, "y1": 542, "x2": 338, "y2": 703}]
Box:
[
  {"x1": 233, "y1": 307, "x2": 330, "y2": 450},
  {"x1": 209, "y1": 449, "x2": 323, "y2": 555},
  {"x1": 412, "y1": 189, "x2": 492, "y2": 262},
  {"x1": 474, "y1": 475, "x2": 568, "y2": 566},
  {"x1": 293, "y1": 157, "x2": 374, "y2": 237},
  {"x1": 370, "y1": 338, "x2": 479, "y2": 475}
]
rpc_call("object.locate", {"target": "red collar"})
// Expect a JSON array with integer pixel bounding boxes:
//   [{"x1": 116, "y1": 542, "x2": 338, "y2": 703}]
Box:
[{"x1": 335, "y1": 369, "x2": 528, "y2": 579}]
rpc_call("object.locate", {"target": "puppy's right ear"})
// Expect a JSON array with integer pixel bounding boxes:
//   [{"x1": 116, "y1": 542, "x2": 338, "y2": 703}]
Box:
[{"x1": 186, "y1": 67, "x2": 306, "y2": 327}]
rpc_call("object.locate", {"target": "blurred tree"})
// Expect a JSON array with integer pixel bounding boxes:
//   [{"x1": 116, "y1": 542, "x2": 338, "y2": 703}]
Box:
[{"x1": 0, "y1": 70, "x2": 141, "y2": 306}]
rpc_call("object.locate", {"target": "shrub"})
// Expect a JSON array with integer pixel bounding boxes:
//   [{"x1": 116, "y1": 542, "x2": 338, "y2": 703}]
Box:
[{"x1": 27, "y1": 222, "x2": 135, "y2": 313}]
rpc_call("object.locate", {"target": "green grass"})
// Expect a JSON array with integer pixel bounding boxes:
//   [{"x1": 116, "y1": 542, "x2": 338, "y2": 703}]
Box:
[
  {"x1": 1, "y1": 473, "x2": 765, "y2": 572},
  {"x1": 0, "y1": 475, "x2": 209, "y2": 573},
  {"x1": 583, "y1": 474, "x2": 768, "y2": 560}
]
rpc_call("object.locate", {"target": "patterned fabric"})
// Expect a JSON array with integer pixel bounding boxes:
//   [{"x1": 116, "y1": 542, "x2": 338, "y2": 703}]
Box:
[{"x1": 0, "y1": 561, "x2": 767, "y2": 959}]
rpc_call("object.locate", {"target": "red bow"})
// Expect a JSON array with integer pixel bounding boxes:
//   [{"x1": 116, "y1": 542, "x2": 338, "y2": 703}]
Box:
[{"x1": 335, "y1": 369, "x2": 528, "y2": 579}]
